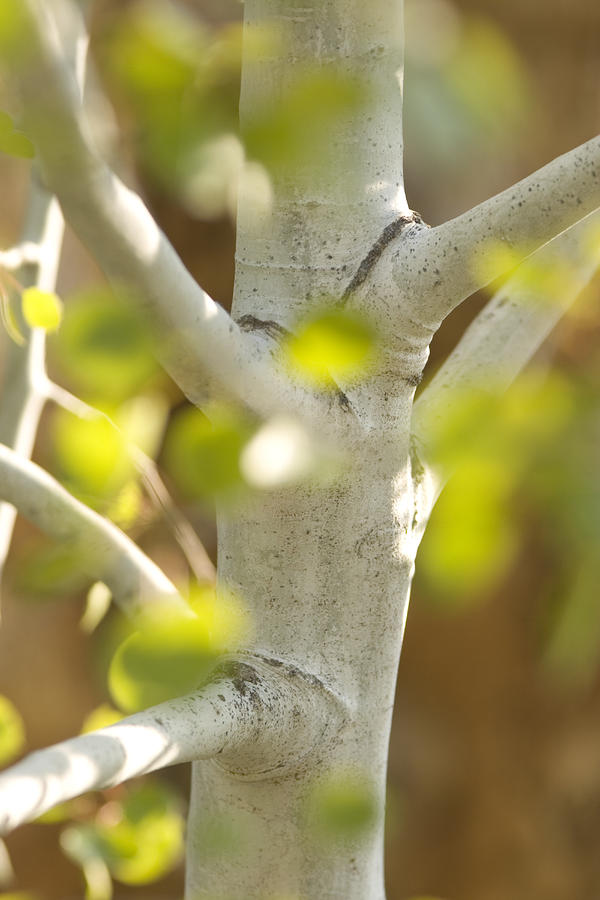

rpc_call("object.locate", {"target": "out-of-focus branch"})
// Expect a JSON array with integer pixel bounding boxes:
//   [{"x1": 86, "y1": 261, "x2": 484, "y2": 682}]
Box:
[
  {"x1": 411, "y1": 210, "x2": 600, "y2": 509},
  {"x1": 10, "y1": 0, "x2": 352, "y2": 432},
  {"x1": 0, "y1": 0, "x2": 89, "y2": 604},
  {"x1": 0, "y1": 191, "x2": 63, "y2": 590},
  {"x1": 0, "y1": 444, "x2": 188, "y2": 616}
]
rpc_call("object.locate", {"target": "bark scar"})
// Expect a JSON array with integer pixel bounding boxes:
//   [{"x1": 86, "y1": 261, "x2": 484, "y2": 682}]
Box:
[
  {"x1": 236, "y1": 314, "x2": 353, "y2": 413},
  {"x1": 341, "y1": 210, "x2": 429, "y2": 302}
]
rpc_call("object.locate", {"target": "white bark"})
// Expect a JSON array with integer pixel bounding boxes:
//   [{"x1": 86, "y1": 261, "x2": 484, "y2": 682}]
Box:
[
  {"x1": 0, "y1": 191, "x2": 62, "y2": 584},
  {"x1": 0, "y1": 0, "x2": 87, "y2": 595},
  {"x1": 412, "y1": 209, "x2": 600, "y2": 508},
  {"x1": 0, "y1": 654, "x2": 343, "y2": 835},
  {"x1": 12, "y1": 0, "x2": 349, "y2": 431},
  {"x1": 0, "y1": 445, "x2": 185, "y2": 616}
]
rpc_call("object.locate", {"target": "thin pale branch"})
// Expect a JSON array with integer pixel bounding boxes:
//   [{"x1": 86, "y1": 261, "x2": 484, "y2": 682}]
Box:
[
  {"x1": 0, "y1": 654, "x2": 346, "y2": 835},
  {"x1": 0, "y1": 679, "x2": 252, "y2": 835},
  {"x1": 411, "y1": 209, "x2": 600, "y2": 507},
  {"x1": 0, "y1": 193, "x2": 62, "y2": 585},
  {"x1": 402, "y1": 136, "x2": 600, "y2": 330},
  {"x1": 0, "y1": 0, "x2": 88, "y2": 600},
  {"x1": 8, "y1": 0, "x2": 344, "y2": 432},
  {"x1": 0, "y1": 444, "x2": 187, "y2": 616},
  {"x1": 44, "y1": 381, "x2": 217, "y2": 585}
]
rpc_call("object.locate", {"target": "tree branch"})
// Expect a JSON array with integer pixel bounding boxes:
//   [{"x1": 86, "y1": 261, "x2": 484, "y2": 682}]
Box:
[
  {"x1": 0, "y1": 654, "x2": 346, "y2": 835},
  {"x1": 7, "y1": 0, "x2": 346, "y2": 433},
  {"x1": 411, "y1": 209, "x2": 600, "y2": 507},
  {"x1": 0, "y1": 444, "x2": 187, "y2": 616},
  {"x1": 0, "y1": 0, "x2": 88, "y2": 604},
  {"x1": 400, "y1": 136, "x2": 600, "y2": 330}
]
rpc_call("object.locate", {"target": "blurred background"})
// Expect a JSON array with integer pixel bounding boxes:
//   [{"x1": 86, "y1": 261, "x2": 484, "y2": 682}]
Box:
[{"x1": 0, "y1": 0, "x2": 599, "y2": 897}]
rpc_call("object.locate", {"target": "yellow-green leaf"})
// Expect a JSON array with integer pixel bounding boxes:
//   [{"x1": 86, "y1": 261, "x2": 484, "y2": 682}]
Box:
[
  {"x1": 109, "y1": 586, "x2": 249, "y2": 713},
  {"x1": 21, "y1": 288, "x2": 63, "y2": 331},
  {"x1": 306, "y1": 769, "x2": 377, "y2": 842},
  {"x1": 61, "y1": 782, "x2": 184, "y2": 887},
  {"x1": 284, "y1": 308, "x2": 378, "y2": 387},
  {"x1": 0, "y1": 695, "x2": 25, "y2": 767},
  {"x1": 80, "y1": 704, "x2": 123, "y2": 735}
]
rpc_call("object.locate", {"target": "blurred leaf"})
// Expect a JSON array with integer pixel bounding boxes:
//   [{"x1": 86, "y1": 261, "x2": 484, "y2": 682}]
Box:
[
  {"x1": 105, "y1": 481, "x2": 143, "y2": 529},
  {"x1": 244, "y1": 67, "x2": 368, "y2": 173},
  {"x1": 53, "y1": 288, "x2": 159, "y2": 402},
  {"x1": 544, "y1": 553, "x2": 600, "y2": 684},
  {"x1": 163, "y1": 405, "x2": 252, "y2": 500},
  {"x1": 81, "y1": 704, "x2": 123, "y2": 735},
  {"x1": 0, "y1": 1, "x2": 30, "y2": 60},
  {"x1": 13, "y1": 539, "x2": 93, "y2": 598},
  {"x1": 307, "y1": 769, "x2": 377, "y2": 841},
  {"x1": 0, "y1": 126, "x2": 34, "y2": 160},
  {"x1": 419, "y1": 370, "x2": 582, "y2": 604},
  {"x1": 0, "y1": 695, "x2": 25, "y2": 767},
  {"x1": 404, "y1": 6, "x2": 534, "y2": 166},
  {"x1": 473, "y1": 239, "x2": 584, "y2": 303},
  {"x1": 33, "y1": 802, "x2": 75, "y2": 825},
  {"x1": 52, "y1": 408, "x2": 132, "y2": 499},
  {"x1": 109, "y1": 585, "x2": 248, "y2": 712},
  {"x1": 444, "y1": 18, "x2": 532, "y2": 140},
  {"x1": 61, "y1": 782, "x2": 184, "y2": 887},
  {"x1": 283, "y1": 308, "x2": 378, "y2": 388},
  {"x1": 21, "y1": 288, "x2": 62, "y2": 330}
]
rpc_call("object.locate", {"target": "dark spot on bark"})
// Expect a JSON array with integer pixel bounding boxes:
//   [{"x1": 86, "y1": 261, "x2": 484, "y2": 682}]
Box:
[
  {"x1": 264, "y1": 657, "x2": 284, "y2": 667},
  {"x1": 404, "y1": 370, "x2": 424, "y2": 388},
  {"x1": 154, "y1": 717, "x2": 165, "y2": 727},
  {"x1": 230, "y1": 662, "x2": 262, "y2": 697},
  {"x1": 409, "y1": 436, "x2": 425, "y2": 487},
  {"x1": 237, "y1": 314, "x2": 289, "y2": 342},
  {"x1": 340, "y1": 210, "x2": 430, "y2": 302}
]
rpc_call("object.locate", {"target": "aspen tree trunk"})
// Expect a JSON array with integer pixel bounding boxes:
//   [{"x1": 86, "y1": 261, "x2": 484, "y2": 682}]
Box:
[{"x1": 186, "y1": 2, "x2": 424, "y2": 897}]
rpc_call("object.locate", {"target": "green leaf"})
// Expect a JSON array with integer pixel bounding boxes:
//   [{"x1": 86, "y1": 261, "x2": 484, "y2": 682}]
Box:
[
  {"x1": 163, "y1": 405, "x2": 252, "y2": 500},
  {"x1": 244, "y1": 67, "x2": 368, "y2": 173},
  {"x1": 80, "y1": 704, "x2": 122, "y2": 735},
  {"x1": 53, "y1": 288, "x2": 159, "y2": 402},
  {"x1": 61, "y1": 782, "x2": 184, "y2": 887},
  {"x1": 306, "y1": 769, "x2": 377, "y2": 842},
  {"x1": 418, "y1": 459, "x2": 517, "y2": 603},
  {"x1": 109, "y1": 586, "x2": 248, "y2": 712},
  {"x1": 283, "y1": 308, "x2": 378, "y2": 387},
  {"x1": 0, "y1": 2, "x2": 30, "y2": 60},
  {"x1": 21, "y1": 288, "x2": 63, "y2": 331},
  {"x1": 13, "y1": 539, "x2": 94, "y2": 599},
  {"x1": 52, "y1": 409, "x2": 132, "y2": 499},
  {"x1": 0, "y1": 695, "x2": 25, "y2": 767}
]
